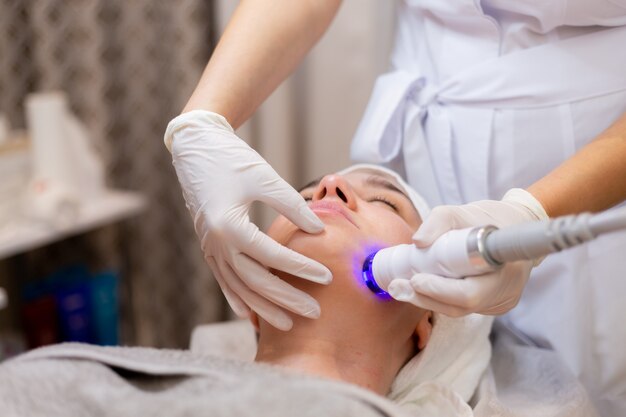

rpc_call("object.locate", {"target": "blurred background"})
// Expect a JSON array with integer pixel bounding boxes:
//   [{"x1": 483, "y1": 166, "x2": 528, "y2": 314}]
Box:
[{"x1": 0, "y1": 0, "x2": 396, "y2": 355}]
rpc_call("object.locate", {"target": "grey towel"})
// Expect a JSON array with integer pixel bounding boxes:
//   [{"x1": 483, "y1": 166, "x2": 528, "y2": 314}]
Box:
[{"x1": 0, "y1": 343, "x2": 413, "y2": 417}]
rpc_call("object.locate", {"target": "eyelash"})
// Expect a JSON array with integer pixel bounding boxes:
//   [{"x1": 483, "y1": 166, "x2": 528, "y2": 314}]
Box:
[{"x1": 369, "y1": 196, "x2": 398, "y2": 211}]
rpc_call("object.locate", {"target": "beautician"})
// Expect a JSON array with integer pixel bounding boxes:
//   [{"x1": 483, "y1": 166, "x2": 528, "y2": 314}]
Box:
[{"x1": 164, "y1": 1, "x2": 626, "y2": 414}]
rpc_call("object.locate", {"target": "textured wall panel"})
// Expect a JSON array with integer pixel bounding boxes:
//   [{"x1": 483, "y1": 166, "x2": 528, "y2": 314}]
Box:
[{"x1": 0, "y1": 0, "x2": 223, "y2": 348}]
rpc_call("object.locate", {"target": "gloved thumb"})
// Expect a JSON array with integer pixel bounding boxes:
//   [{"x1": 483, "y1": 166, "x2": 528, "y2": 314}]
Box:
[
  {"x1": 258, "y1": 175, "x2": 325, "y2": 234},
  {"x1": 412, "y1": 206, "x2": 458, "y2": 248}
]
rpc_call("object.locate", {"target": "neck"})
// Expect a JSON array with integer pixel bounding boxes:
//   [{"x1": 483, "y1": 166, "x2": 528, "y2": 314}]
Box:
[{"x1": 255, "y1": 324, "x2": 412, "y2": 395}]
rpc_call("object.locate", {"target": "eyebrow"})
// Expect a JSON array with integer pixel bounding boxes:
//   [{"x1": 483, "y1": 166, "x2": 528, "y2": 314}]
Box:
[{"x1": 363, "y1": 175, "x2": 410, "y2": 200}]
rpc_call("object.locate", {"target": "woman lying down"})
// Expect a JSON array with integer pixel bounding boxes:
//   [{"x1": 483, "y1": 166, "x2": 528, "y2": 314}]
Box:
[{"x1": 0, "y1": 165, "x2": 595, "y2": 417}]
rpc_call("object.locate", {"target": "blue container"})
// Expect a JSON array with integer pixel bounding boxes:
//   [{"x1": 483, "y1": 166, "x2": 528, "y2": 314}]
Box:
[
  {"x1": 89, "y1": 271, "x2": 119, "y2": 346},
  {"x1": 56, "y1": 280, "x2": 93, "y2": 343}
]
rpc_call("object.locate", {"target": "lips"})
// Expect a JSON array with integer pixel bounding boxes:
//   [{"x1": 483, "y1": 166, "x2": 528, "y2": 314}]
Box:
[{"x1": 309, "y1": 200, "x2": 357, "y2": 228}]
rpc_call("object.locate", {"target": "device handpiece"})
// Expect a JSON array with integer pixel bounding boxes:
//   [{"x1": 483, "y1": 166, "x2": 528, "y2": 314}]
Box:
[
  {"x1": 366, "y1": 206, "x2": 626, "y2": 295},
  {"x1": 367, "y1": 227, "x2": 496, "y2": 294}
]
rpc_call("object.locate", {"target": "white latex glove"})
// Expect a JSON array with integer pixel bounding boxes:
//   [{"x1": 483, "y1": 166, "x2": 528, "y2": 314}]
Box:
[
  {"x1": 165, "y1": 110, "x2": 332, "y2": 331},
  {"x1": 387, "y1": 189, "x2": 548, "y2": 317}
]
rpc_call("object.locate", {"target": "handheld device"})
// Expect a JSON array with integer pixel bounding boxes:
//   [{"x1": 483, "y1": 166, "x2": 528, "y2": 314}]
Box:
[{"x1": 362, "y1": 206, "x2": 626, "y2": 296}]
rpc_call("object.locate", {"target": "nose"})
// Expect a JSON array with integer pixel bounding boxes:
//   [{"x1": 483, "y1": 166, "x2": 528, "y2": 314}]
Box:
[{"x1": 312, "y1": 174, "x2": 357, "y2": 209}]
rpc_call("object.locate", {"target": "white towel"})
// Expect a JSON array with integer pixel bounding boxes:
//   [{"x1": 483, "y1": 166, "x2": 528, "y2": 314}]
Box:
[
  {"x1": 388, "y1": 313, "x2": 494, "y2": 416},
  {"x1": 192, "y1": 315, "x2": 493, "y2": 417}
]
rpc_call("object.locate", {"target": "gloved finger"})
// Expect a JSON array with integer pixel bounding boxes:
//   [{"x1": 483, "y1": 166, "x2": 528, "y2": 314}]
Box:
[
  {"x1": 238, "y1": 222, "x2": 332, "y2": 285},
  {"x1": 412, "y1": 206, "x2": 477, "y2": 248},
  {"x1": 232, "y1": 253, "x2": 322, "y2": 320},
  {"x1": 387, "y1": 279, "x2": 468, "y2": 317},
  {"x1": 218, "y1": 258, "x2": 293, "y2": 331},
  {"x1": 206, "y1": 256, "x2": 250, "y2": 319},
  {"x1": 256, "y1": 176, "x2": 325, "y2": 234},
  {"x1": 408, "y1": 273, "x2": 488, "y2": 311},
  {"x1": 480, "y1": 300, "x2": 517, "y2": 316}
]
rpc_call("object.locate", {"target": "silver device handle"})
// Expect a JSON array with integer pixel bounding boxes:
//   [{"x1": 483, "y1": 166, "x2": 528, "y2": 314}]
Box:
[{"x1": 484, "y1": 206, "x2": 626, "y2": 264}]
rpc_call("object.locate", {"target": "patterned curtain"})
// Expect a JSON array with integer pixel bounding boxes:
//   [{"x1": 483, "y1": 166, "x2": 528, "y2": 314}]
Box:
[{"x1": 0, "y1": 0, "x2": 224, "y2": 348}]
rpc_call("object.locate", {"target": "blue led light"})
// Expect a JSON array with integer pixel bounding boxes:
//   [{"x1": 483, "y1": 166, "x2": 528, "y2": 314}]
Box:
[{"x1": 362, "y1": 251, "x2": 391, "y2": 298}]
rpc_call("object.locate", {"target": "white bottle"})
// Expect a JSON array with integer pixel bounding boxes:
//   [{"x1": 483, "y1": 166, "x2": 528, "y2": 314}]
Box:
[{"x1": 25, "y1": 91, "x2": 105, "y2": 200}]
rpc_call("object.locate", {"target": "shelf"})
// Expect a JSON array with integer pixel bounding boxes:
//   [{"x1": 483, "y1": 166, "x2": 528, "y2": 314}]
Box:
[{"x1": 0, "y1": 190, "x2": 147, "y2": 260}]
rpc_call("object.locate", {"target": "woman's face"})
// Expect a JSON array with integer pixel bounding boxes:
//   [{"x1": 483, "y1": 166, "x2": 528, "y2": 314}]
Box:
[
  {"x1": 267, "y1": 170, "x2": 422, "y2": 280},
  {"x1": 265, "y1": 170, "x2": 424, "y2": 337}
]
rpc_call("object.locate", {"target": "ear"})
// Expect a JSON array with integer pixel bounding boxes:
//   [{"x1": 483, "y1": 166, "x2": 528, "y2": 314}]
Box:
[
  {"x1": 414, "y1": 311, "x2": 433, "y2": 350},
  {"x1": 249, "y1": 311, "x2": 260, "y2": 332}
]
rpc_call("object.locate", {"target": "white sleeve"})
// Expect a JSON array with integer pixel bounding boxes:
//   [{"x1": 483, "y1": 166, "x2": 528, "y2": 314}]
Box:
[{"x1": 563, "y1": 0, "x2": 626, "y2": 26}]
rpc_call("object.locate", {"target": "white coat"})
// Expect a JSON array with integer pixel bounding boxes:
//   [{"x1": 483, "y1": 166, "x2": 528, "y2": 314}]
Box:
[{"x1": 351, "y1": 1, "x2": 626, "y2": 415}]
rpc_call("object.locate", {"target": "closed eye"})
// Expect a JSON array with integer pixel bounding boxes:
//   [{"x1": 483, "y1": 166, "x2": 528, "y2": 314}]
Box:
[{"x1": 369, "y1": 197, "x2": 398, "y2": 212}]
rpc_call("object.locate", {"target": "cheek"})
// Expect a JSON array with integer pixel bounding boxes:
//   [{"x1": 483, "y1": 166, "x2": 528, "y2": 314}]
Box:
[
  {"x1": 266, "y1": 216, "x2": 363, "y2": 263},
  {"x1": 360, "y1": 208, "x2": 415, "y2": 246},
  {"x1": 267, "y1": 216, "x2": 299, "y2": 245}
]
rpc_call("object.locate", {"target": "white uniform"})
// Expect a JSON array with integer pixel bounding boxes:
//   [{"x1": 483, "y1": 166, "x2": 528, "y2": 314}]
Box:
[{"x1": 351, "y1": 1, "x2": 626, "y2": 415}]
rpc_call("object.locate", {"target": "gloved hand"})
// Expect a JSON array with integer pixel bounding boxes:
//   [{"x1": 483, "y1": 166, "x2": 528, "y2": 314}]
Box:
[
  {"x1": 164, "y1": 110, "x2": 332, "y2": 331},
  {"x1": 387, "y1": 189, "x2": 548, "y2": 316}
]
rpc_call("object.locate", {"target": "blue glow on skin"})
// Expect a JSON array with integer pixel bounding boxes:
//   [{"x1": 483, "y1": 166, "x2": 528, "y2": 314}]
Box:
[
  {"x1": 351, "y1": 242, "x2": 392, "y2": 300},
  {"x1": 362, "y1": 252, "x2": 391, "y2": 298}
]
